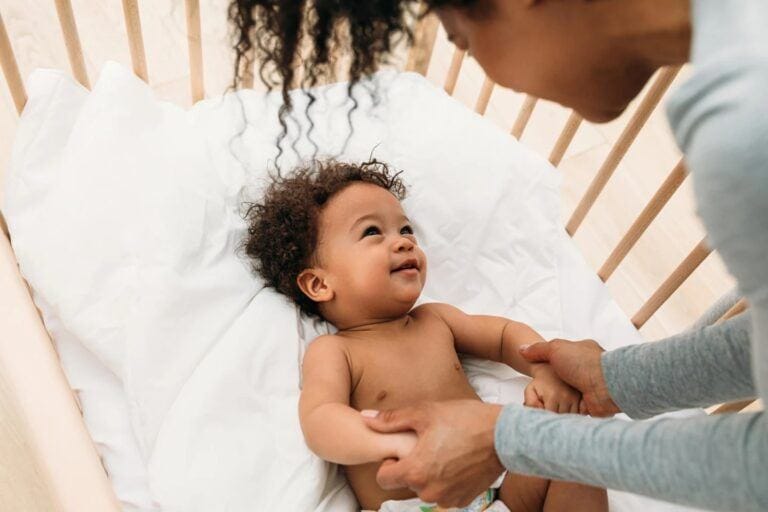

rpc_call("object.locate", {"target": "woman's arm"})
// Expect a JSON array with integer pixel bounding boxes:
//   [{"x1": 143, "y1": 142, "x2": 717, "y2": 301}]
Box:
[
  {"x1": 299, "y1": 336, "x2": 415, "y2": 465},
  {"x1": 602, "y1": 313, "x2": 754, "y2": 419},
  {"x1": 495, "y1": 404, "x2": 768, "y2": 512}
]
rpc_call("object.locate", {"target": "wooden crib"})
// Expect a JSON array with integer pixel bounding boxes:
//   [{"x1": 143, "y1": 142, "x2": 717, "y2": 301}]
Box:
[{"x1": 0, "y1": 2, "x2": 754, "y2": 510}]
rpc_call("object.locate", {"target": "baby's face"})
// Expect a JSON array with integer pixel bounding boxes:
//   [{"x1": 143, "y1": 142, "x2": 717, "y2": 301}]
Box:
[{"x1": 314, "y1": 182, "x2": 427, "y2": 323}]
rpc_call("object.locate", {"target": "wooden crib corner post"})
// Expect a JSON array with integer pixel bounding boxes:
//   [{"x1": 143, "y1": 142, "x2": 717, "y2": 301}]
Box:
[
  {"x1": 0, "y1": 231, "x2": 120, "y2": 512},
  {"x1": 0, "y1": 9, "x2": 27, "y2": 114},
  {"x1": 405, "y1": 13, "x2": 439, "y2": 76}
]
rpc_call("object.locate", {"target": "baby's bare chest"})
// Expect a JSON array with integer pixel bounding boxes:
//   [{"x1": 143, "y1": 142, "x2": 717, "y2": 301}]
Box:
[{"x1": 346, "y1": 324, "x2": 479, "y2": 411}]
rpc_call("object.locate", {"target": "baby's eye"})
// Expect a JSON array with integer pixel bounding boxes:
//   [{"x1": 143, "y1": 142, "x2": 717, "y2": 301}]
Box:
[
  {"x1": 400, "y1": 225, "x2": 414, "y2": 235},
  {"x1": 362, "y1": 226, "x2": 381, "y2": 237}
]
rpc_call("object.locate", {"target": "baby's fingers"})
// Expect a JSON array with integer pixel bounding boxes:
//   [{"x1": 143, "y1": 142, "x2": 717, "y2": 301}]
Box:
[{"x1": 524, "y1": 385, "x2": 544, "y2": 409}]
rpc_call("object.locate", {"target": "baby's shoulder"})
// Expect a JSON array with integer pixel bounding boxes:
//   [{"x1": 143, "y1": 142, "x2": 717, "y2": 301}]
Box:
[
  {"x1": 305, "y1": 334, "x2": 350, "y2": 362},
  {"x1": 411, "y1": 302, "x2": 465, "y2": 321},
  {"x1": 410, "y1": 303, "x2": 464, "y2": 331}
]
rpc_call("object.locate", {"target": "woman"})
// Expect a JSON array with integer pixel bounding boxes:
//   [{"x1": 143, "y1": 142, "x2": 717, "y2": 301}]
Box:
[{"x1": 228, "y1": 1, "x2": 768, "y2": 510}]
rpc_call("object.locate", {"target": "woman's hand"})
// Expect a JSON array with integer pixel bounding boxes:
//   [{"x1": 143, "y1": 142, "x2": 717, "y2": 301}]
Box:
[
  {"x1": 520, "y1": 339, "x2": 620, "y2": 417},
  {"x1": 362, "y1": 400, "x2": 505, "y2": 508},
  {"x1": 525, "y1": 364, "x2": 584, "y2": 414}
]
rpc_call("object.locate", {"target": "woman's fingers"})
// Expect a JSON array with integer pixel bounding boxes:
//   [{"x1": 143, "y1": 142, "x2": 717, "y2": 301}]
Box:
[
  {"x1": 376, "y1": 458, "x2": 411, "y2": 490},
  {"x1": 363, "y1": 406, "x2": 428, "y2": 434}
]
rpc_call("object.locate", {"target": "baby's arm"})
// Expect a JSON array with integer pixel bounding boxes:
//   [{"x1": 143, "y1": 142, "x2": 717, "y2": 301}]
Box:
[
  {"x1": 420, "y1": 303, "x2": 582, "y2": 413},
  {"x1": 420, "y1": 303, "x2": 544, "y2": 375},
  {"x1": 299, "y1": 335, "x2": 416, "y2": 465}
]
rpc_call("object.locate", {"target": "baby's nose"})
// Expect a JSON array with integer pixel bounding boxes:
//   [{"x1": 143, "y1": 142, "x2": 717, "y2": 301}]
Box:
[{"x1": 394, "y1": 237, "x2": 415, "y2": 252}]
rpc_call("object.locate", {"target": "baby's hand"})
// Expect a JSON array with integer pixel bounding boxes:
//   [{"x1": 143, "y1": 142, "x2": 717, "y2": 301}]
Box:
[
  {"x1": 524, "y1": 364, "x2": 583, "y2": 414},
  {"x1": 383, "y1": 431, "x2": 418, "y2": 461}
]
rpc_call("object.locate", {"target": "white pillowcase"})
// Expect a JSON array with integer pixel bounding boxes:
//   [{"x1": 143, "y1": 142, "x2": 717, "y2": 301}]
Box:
[{"x1": 5, "y1": 62, "x2": 562, "y2": 511}]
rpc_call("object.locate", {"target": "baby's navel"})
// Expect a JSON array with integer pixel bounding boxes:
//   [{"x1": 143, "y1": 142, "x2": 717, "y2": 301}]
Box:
[{"x1": 376, "y1": 390, "x2": 388, "y2": 401}]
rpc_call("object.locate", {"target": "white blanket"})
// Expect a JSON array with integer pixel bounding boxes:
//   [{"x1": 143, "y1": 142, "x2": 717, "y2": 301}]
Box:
[{"x1": 4, "y1": 63, "x2": 704, "y2": 512}]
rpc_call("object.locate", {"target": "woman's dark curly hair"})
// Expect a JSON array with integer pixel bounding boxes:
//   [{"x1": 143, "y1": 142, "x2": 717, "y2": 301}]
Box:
[
  {"x1": 243, "y1": 159, "x2": 406, "y2": 319},
  {"x1": 227, "y1": 0, "x2": 476, "y2": 158}
]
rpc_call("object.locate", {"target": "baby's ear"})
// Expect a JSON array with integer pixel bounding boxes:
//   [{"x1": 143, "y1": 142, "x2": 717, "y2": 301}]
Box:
[{"x1": 297, "y1": 268, "x2": 334, "y2": 303}]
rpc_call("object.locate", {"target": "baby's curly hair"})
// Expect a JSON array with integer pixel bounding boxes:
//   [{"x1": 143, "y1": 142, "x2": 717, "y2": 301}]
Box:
[{"x1": 243, "y1": 159, "x2": 406, "y2": 318}]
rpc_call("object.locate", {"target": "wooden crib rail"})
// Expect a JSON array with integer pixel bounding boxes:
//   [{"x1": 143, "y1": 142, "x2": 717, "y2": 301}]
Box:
[
  {"x1": 185, "y1": 0, "x2": 205, "y2": 102},
  {"x1": 566, "y1": 66, "x2": 681, "y2": 235},
  {"x1": 443, "y1": 47, "x2": 465, "y2": 95},
  {"x1": 474, "y1": 76, "x2": 495, "y2": 115},
  {"x1": 632, "y1": 238, "x2": 712, "y2": 328},
  {"x1": 54, "y1": 0, "x2": 90, "y2": 89},
  {"x1": 121, "y1": 0, "x2": 149, "y2": 83},
  {"x1": 510, "y1": 95, "x2": 538, "y2": 139},
  {"x1": 406, "y1": 13, "x2": 440, "y2": 76},
  {"x1": 0, "y1": 231, "x2": 121, "y2": 512},
  {"x1": 599, "y1": 160, "x2": 688, "y2": 281},
  {"x1": 548, "y1": 111, "x2": 583, "y2": 167},
  {"x1": 0, "y1": 10, "x2": 26, "y2": 114}
]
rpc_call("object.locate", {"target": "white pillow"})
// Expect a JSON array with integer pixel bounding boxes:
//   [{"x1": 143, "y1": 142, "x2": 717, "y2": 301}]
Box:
[{"x1": 4, "y1": 62, "x2": 561, "y2": 511}]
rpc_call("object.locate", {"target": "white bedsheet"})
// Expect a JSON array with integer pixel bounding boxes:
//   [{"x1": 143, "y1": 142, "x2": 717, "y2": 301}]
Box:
[{"x1": 4, "y1": 63, "x2": 704, "y2": 512}]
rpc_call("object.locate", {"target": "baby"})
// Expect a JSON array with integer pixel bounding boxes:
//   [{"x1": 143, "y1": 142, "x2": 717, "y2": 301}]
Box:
[{"x1": 244, "y1": 160, "x2": 607, "y2": 512}]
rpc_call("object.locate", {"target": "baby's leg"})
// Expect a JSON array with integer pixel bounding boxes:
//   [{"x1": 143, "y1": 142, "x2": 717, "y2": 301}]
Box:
[
  {"x1": 543, "y1": 481, "x2": 608, "y2": 512},
  {"x1": 497, "y1": 472, "x2": 550, "y2": 512},
  {"x1": 496, "y1": 473, "x2": 607, "y2": 512}
]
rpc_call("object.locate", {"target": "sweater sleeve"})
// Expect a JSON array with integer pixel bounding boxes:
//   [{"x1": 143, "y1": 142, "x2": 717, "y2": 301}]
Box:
[
  {"x1": 495, "y1": 404, "x2": 768, "y2": 511},
  {"x1": 601, "y1": 313, "x2": 754, "y2": 419}
]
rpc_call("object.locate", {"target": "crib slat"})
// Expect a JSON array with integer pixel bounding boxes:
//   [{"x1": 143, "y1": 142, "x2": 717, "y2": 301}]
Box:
[
  {"x1": 474, "y1": 76, "x2": 494, "y2": 115},
  {"x1": 0, "y1": 10, "x2": 26, "y2": 114},
  {"x1": 443, "y1": 47, "x2": 465, "y2": 95},
  {"x1": 566, "y1": 66, "x2": 681, "y2": 235},
  {"x1": 715, "y1": 298, "x2": 748, "y2": 325},
  {"x1": 548, "y1": 111, "x2": 583, "y2": 166},
  {"x1": 599, "y1": 160, "x2": 688, "y2": 281},
  {"x1": 712, "y1": 399, "x2": 755, "y2": 415},
  {"x1": 631, "y1": 238, "x2": 711, "y2": 328},
  {"x1": 121, "y1": 0, "x2": 148, "y2": 82},
  {"x1": 0, "y1": 211, "x2": 8, "y2": 238},
  {"x1": 405, "y1": 13, "x2": 439, "y2": 76},
  {"x1": 54, "y1": 0, "x2": 90, "y2": 89},
  {"x1": 510, "y1": 95, "x2": 538, "y2": 139},
  {"x1": 184, "y1": 0, "x2": 205, "y2": 103}
]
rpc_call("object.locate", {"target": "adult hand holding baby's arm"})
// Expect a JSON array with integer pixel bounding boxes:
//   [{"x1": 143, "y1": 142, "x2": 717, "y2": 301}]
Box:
[
  {"x1": 520, "y1": 339, "x2": 620, "y2": 417},
  {"x1": 300, "y1": 336, "x2": 417, "y2": 465}
]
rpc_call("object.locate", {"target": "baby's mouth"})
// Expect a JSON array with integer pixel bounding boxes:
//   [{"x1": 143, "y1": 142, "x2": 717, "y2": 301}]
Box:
[{"x1": 391, "y1": 258, "x2": 420, "y2": 274}]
